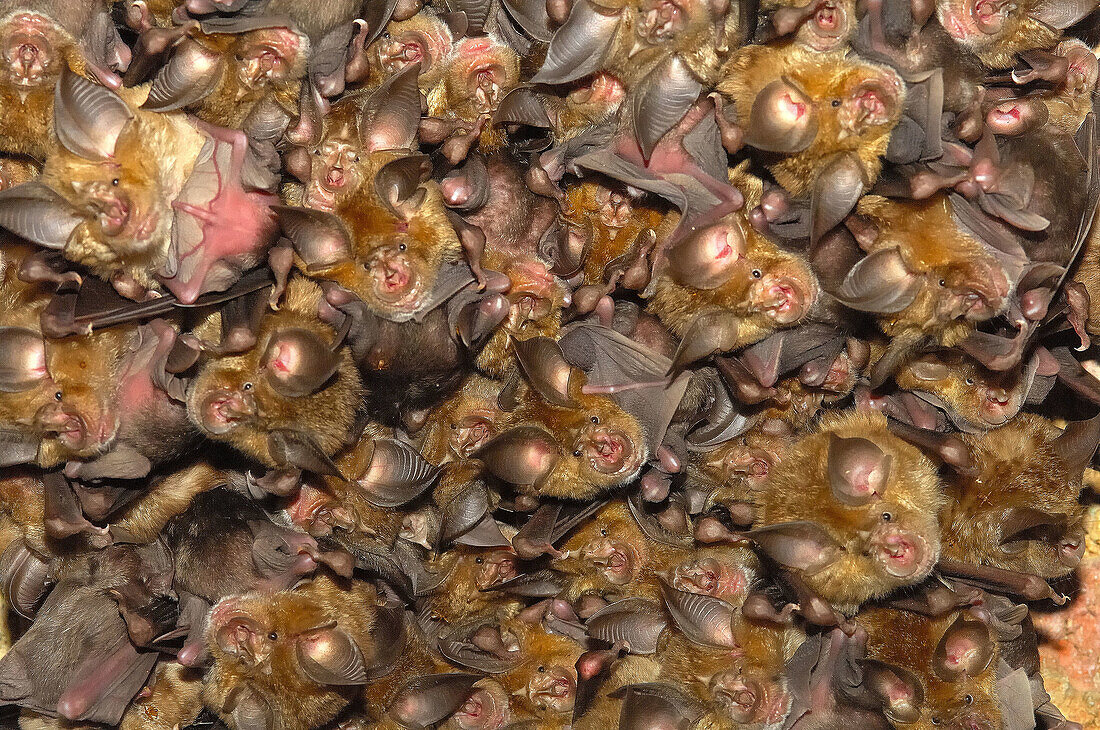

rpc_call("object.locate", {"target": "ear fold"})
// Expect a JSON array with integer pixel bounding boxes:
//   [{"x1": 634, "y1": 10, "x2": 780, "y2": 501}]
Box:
[
  {"x1": 742, "y1": 521, "x2": 844, "y2": 575},
  {"x1": 358, "y1": 64, "x2": 423, "y2": 152},
  {"x1": 833, "y1": 247, "x2": 921, "y2": 314},
  {"x1": 659, "y1": 580, "x2": 739, "y2": 649},
  {"x1": 473, "y1": 426, "x2": 561, "y2": 486},
  {"x1": 631, "y1": 55, "x2": 703, "y2": 161},
  {"x1": 374, "y1": 154, "x2": 432, "y2": 221},
  {"x1": 54, "y1": 69, "x2": 134, "y2": 160},
  {"x1": 1052, "y1": 411, "x2": 1100, "y2": 476},
  {"x1": 226, "y1": 686, "x2": 274, "y2": 730},
  {"x1": 0, "y1": 327, "x2": 47, "y2": 393},
  {"x1": 260, "y1": 327, "x2": 342, "y2": 397},
  {"x1": 513, "y1": 336, "x2": 578, "y2": 407},
  {"x1": 1029, "y1": 0, "x2": 1099, "y2": 28},
  {"x1": 858, "y1": 659, "x2": 925, "y2": 724},
  {"x1": 586, "y1": 598, "x2": 667, "y2": 655},
  {"x1": 354, "y1": 438, "x2": 441, "y2": 508},
  {"x1": 905, "y1": 356, "x2": 951, "y2": 382},
  {"x1": 743, "y1": 77, "x2": 819, "y2": 154},
  {"x1": 296, "y1": 624, "x2": 369, "y2": 686},
  {"x1": 267, "y1": 429, "x2": 343, "y2": 478},
  {"x1": 0, "y1": 182, "x2": 84, "y2": 249},
  {"x1": 826, "y1": 434, "x2": 892, "y2": 505},
  {"x1": 386, "y1": 673, "x2": 481, "y2": 729},
  {"x1": 141, "y1": 38, "x2": 224, "y2": 112},
  {"x1": 272, "y1": 206, "x2": 355, "y2": 274},
  {"x1": 932, "y1": 614, "x2": 995, "y2": 682}
]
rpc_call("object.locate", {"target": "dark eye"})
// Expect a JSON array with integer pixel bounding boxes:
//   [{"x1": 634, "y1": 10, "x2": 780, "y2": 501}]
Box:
[
  {"x1": 313, "y1": 149, "x2": 321, "y2": 155},
  {"x1": 537, "y1": 665, "x2": 546, "y2": 673},
  {"x1": 398, "y1": 243, "x2": 407, "y2": 252},
  {"x1": 475, "y1": 557, "x2": 483, "y2": 564},
  {"x1": 881, "y1": 512, "x2": 893, "y2": 522},
  {"x1": 590, "y1": 416, "x2": 600, "y2": 424},
  {"x1": 965, "y1": 378, "x2": 974, "y2": 385},
  {"x1": 931, "y1": 719, "x2": 940, "y2": 726},
  {"x1": 268, "y1": 632, "x2": 278, "y2": 641},
  {"x1": 54, "y1": 391, "x2": 62, "y2": 401},
  {"x1": 939, "y1": 279, "x2": 946, "y2": 287},
  {"x1": 600, "y1": 528, "x2": 609, "y2": 536},
  {"x1": 965, "y1": 695, "x2": 974, "y2": 705},
  {"x1": 450, "y1": 422, "x2": 457, "y2": 429},
  {"x1": 354, "y1": 155, "x2": 361, "y2": 162},
  {"x1": 751, "y1": 269, "x2": 762, "y2": 278},
  {"x1": 573, "y1": 449, "x2": 582, "y2": 457},
  {"x1": 242, "y1": 382, "x2": 253, "y2": 391},
  {"x1": 111, "y1": 178, "x2": 119, "y2": 186},
  {"x1": 831, "y1": 99, "x2": 841, "y2": 107}
]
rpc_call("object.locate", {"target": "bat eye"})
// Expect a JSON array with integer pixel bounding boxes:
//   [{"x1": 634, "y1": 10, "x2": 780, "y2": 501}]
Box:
[
  {"x1": 965, "y1": 378, "x2": 974, "y2": 385},
  {"x1": 590, "y1": 416, "x2": 600, "y2": 424},
  {"x1": 573, "y1": 449, "x2": 582, "y2": 457},
  {"x1": 965, "y1": 694, "x2": 974, "y2": 705},
  {"x1": 939, "y1": 279, "x2": 946, "y2": 287},
  {"x1": 751, "y1": 269, "x2": 762, "y2": 278},
  {"x1": 398, "y1": 243, "x2": 408, "y2": 252},
  {"x1": 54, "y1": 391, "x2": 62, "y2": 401},
  {"x1": 450, "y1": 423, "x2": 457, "y2": 429},
  {"x1": 931, "y1": 718, "x2": 941, "y2": 726},
  {"x1": 475, "y1": 556, "x2": 483, "y2": 564},
  {"x1": 354, "y1": 155, "x2": 361, "y2": 162},
  {"x1": 831, "y1": 99, "x2": 841, "y2": 107},
  {"x1": 537, "y1": 665, "x2": 546, "y2": 673},
  {"x1": 600, "y1": 528, "x2": 609, "y2": 536},
  {"x1": 243, "y1": 382, "x2": 253, "y2": 391},
  {"x1": 111, "y1": 178, "x2": 119, "y2": 186},
  {"x1": 314, "y1": 149, "x2": 321, "y2": 156},
  {"x1": 268, "y1": 632, "x2": 278, "y2": 640},
  {"x1": 881, "y1": 511, "x2": 893, "y2": 522}
]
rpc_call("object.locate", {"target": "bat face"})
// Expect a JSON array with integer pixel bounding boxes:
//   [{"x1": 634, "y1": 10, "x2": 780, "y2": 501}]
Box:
[
  {"x1": 442, "y1": 37, "x2": 520, "y2": 121},
  {"x1": 447, "y1": 678, "x2": 512, "y2": 730},
  {"x1": 230, "y1": 29, "x2": 305, "y2": 97},
  {"x1": 560, "y1": 503, "x2": 650, "y2": 586},
  {"x1": 499, "y1": 620, "x2": 583, "y2": 719},
  {"x1": 0, "y1": 13, "x2": 68, "y2": 91},
  {"x1": 556, "y1": 73, "x2": 627, "y2": 133},
  {"x1": 368, "y1": 14, "x2": 454, "y2": 88},
  {"x1": 205, "y1": 576, "x2": 379, "y2": 730},
  {"x1": 303, "y1": 129, "x2": 368, "y2": 212},
  {"x1": 421, "y1": 375, "x2": 511, "y2": 463},
  {"x1": 792, "y1": 0, "x2": 854, "y2": 52},
  {"x1": 757, "y1": 410, "x2": 945, "y2": 612},
  {"x1": 894, "y1": 352, "x2": 1027, "y2": 428},
  {"x1": 666, "y1": 546, "x2": 758, "y2": 604},
  {"x1": 935, "y1": 0, "x2": 1054, "y2": 68}
]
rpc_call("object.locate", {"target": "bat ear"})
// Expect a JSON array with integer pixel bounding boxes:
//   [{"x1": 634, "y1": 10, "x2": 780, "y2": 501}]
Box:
[
  {"x1": 667, "y1": 310, "x2": 741, "y2": 377},
  {"x1": 273, "y1": 206, "x2": 355, "y2": 274},
  {"x1": 0, "y1": 182, "x2": 84, "y2": 249},
  {"x1": 374, "y1": 154, "x2": 433, "y2": 221},
  {"x1": 1052, "y1": 411, "x2": 1100, "y2": 476},
  {"x1": 352, "y1": 438, "x2": 441, "y2": 508},
  {"x1": 225, "y1": 686, "x2": 274, "y2": 730},
  {"x1": 858, "y1": 659, "x2": 925, "y2": 724},
  {"x1": 609, "y1": 683, "x2": 707, "y2": 729},
  {"x1": 665, "y1": 222, "x2": 746, "y2": 290},
  {"x1": 931, "y1": 614, "x2": 995, "y2": 682},
  {"x1": 826, "y1": 434, "x2": 892, "y2": 505},
  {"x1": 386, "y1": 673, "x2": 480, "y2": 728},
  {"x1": 267, "y1": 429, "x2": 343, "y2": 478},
  {"x1": 260, "y1": 327, "x2": 342, "y2": 397},
  {"x1": 0, "y1": 327, "x2": 47, "y2": 393},
  {"x1": 886, "y1": 420, "x2": 975, "y2": 474},
  {"x1": 833, "y1": 247, "x2": 921, "y2": 314},
  {"x1": 905, "y1": 356, "x2": 951, "y2": 382},
  {"x1": 141, "y1": 38, "x2": 224, "y2": 112},
  {"x1": 437, "y1": 622, "x2": 521, "y2": 673},
  {"x1": 513, "y1": 336, "x2": 579, "y2": 407},
  {"x1": 1029, "y1": 0, "x2": 1099, "y2": 28},
  {"x1": 658, "y1": 580, "x2": 739, "y2": 649},
  {"x1": 359, "y1": 64, "x2": 423, "y2": 152},
  {"x1": 998, "y1": 507, "x2": 1069, "y2": 550},
  {"x1": 574, "y1": 644, "x2": 627, "y2": 722},
  {"x1": 631, "y1": 56, "x2": 703, "y2": 161},
  {"x1": 742, "y1": 77, "x2": 819, "y2": 154},
  {"x1": 0, "y1": 539, "x2": 51, "y2": 620},
  {"x1": 741, "y1": 521, "x2": 844, "y2": 574},
  {"x1": 296, "y1": 625, "x2": 369, "y2": 686},
  {"x1": 529, "y1": 0, "x2": 619, "y2": 85},
  {"x1": 493, "y1": 86, "x2": 553, "y2": 129},
  {"x1": 53, "y1": 69, "x2": 134, "y2": 160},
  {"x1": 586, "y1": 598, "x2": 667, "y2": 655},
  {"x1": 811, "y1": 152, "x2": 867, "y2": 244},
  {"x1": 473, "y1": 426, "x2": 561, "y2": 486}
]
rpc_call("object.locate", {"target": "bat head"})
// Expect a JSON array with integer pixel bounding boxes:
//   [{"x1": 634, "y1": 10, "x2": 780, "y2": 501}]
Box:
[
  {"x1": 896, "y1": 352, "x2": 1027, "y2": 428},
  {"x1": 500, "y1": 619, "x2": 582, "y2": 718},
  {"x1": 935, "y1": 0, "x2": 1057, "y2": 69},
  {"x1": 561, "y1": 502, "x2": 649, "y2": 586},
  {"x1": 444, "y1": 37, "x2": 520, "y2": 120},
  {"x1": 230, "y1": 28, "x2": 306, "y2": 96},
  {"x1": 793, "y1": 0, "x2": 855, "y2": 52},
  {"x1": 303, "y1": 126, "x2": 369, "y2": 213},
  {"x1": 421, "y1": 375, "x2": 508, "y2": 463},
  {"x1": 698, "y1": 431, "x2": 787, "y2": 492},
  {"x1": 368, "y1": 13, "x2": 454, "y2": 88},
  {"x1": 666, "y1": 546, "x2": 757, "y2": 604},
  {"x1": 448, "y1": 678, "x2": 512, "y2": 730},
  {"x1": 0, "y1": 12, "x2": 70, "y2": 90}
]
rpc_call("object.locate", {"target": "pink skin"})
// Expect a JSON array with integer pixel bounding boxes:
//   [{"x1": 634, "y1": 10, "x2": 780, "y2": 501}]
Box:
[
  {"x1": 71, "y1": 177, "x2": 158, "y2": 245},
  {"x1": 374, "y1": 27, "x2": 451, "y2": 79},
  {"x1": 711, "y1": 673, "x2": 790, "y2": 725},
  {"x1": 573, "y1": 425, "x2": 638, "y2": 477},
  {"x1": 934, "y1": 264, "x2": 1007, "y2": 323},
  {"x1": 750, "y1": 274, "x2": 810, "y2": 325},
  {"x1": 453, "y1": 39, "x2": 508, "y2": 116},
  {"x1": 567, "y1": 73, "x2": 626, "y2": 109},
  {"x1": 474, "y1": 552, "x2": 518, "y2": 590},
  {"x1": 977, "y1": 384, "x2": 1013, "y2": 425},
  {"x1": 526, "y1": 665, "x2": 577, "y2": 713},
  {"x1": 451, "y1": 413, "x2": 496, "y2": 459},
  {"x1": 455, "y1": 685, "x2": 510, "y2": 730},
  {"x1": 1, "y1": 14, "x2": 59, "y2": 88},
  {"x1": 198, "y1": 387, "x2": 256, "y2": 435},
  {"x1": 235, "y1": 30, "x2": 301, "y2": 91},
  {"x1": 581, "y1": 537, "x2": 639, "y2": 584},
  {"x1": 1058, "y1": 529, "x2": 1085, "y2": 568},
  {"x1": 366, "y1": 245, "x2": 421, "y2": 310},
  {"x1": 837, "y1": 79, "x2": 896, "y2": 135},
  {"x1": 798, "y1": 0, "x2": 849, "y2": 52},
  {"x1": 637, "y1": 0, "x2": 686, "y2": 43},
  {"x1": 35, "y1": 401, "x2": 92, "y2": 450},
  {"x1": 672, "y1": 557, "x2": 748, "y2": 601},
  {"x1": 870, "y1": 523, "x2": 934, "y2": 580},
  {"x1": 1062, "y1": 45, "x2": 1099, "y2": 96},
  {"x1": 595, "y1": 187, "x2": 633, "y2": 229},
  {"x1": 722, "y1": 446, "x2": 774, "y2": 487},
  {"x1": 305, "y1": 139, "x2": 362, "y2": 211},
  {"x1": 210, "y1": 601, "x2": 272, "y2": 668},
  {"x1": 938, "y1": 0, "x2": 1007, "y2": 42}
]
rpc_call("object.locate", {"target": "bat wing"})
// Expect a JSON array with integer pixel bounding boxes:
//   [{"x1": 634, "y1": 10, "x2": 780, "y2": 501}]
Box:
[
  {"x1": 55, "y1": 637, "x2": 159, "y2": 725},
  {"x1": 559, "y1": 322, "x2": 690, "y2": 451},
  {"x1": 163, "y1": 130, "x2": 278, "y2": 305}
]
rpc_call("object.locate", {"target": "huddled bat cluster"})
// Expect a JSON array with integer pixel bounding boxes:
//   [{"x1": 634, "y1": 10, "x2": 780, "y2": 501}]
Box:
[{"x1": 0, "y1": 0, "x2": 1097, "y2": 728}]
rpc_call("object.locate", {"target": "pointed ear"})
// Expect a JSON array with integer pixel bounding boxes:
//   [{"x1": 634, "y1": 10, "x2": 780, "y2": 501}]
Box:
[
  {"x1": 742, "y1": 521, "x2": 844, "y2": 574},
  {"x1": 141, "y1": 38, "x2": 224, "y2": 112},
  {"x1": 827, "y1": 434, "x2": 891, "y2": 506},
  {"x1": 267, "y1": 429, "x2": 343, "y2": 478},
  {"x1": 1053, "y1": 411, "x2": 1100, "y2": 476},
  {"x1": 586, "y1": 598, "x2": 667, "y2": 655},
  {"x1": 1029, "y1": 0, "x2": 1099, "y2": 28},
  {"x1": 374, "y1": 154, "x2": 432, "y2": 221},
  {"x1": 359, "y1": 64, "x2": 423, "y2": 152},
  {"x1": 296, "y1": 625, "x2": 369, "y2": 686},
  {"x1": 0, "y1": 183, "x2": 84, "y2": 249},
  {"x1": 473, "y1": 426, "x2": 561, "y2": 486},
  {"x1": 659, "y1": 580, "x2": 739, "y2": 649},
  {"x1": 833, "y1": 247, "x2": 921, "y2": 314},
  {"x1": 857, "y1": 659, "x2": 925, "y2": 724},
  {"x1": 932, "y1": 614, "x2": 995, "y2": 682},
  {"x1": 260, "y1": 327, "x2": 342, "y2": 397},
  {"x1": 632, "y1": 55, "x2": 703, "y2": 161},
  {"x1": 513, "y1": 336, "x2": 578, "y2": 407},
  {"x1": 54, "y1": 69, "x2": 134, "y2": 160},
  {"x1": 529, "y1": 0, "x2": 619, "y2": 85},
  {"x1": 354, "y1": 438, "x2": 441, "y2": 508},
  {"x1": 0, "y1": 327, "x2": 47, "y2": 393},
  {"x1": 273, "y1": 206, "x2": 355, "y2": 273}
]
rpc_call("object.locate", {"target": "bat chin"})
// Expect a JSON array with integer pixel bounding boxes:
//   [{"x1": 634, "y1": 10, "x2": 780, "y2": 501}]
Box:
[{"x1": 526, "y1": 668, "x2": 576, "y2": 713}]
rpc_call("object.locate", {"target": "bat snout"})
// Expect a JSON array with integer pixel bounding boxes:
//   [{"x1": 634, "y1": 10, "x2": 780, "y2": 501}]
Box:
[
  {"x1": 527, "y1": 665, "x2": 576, "y2": 713},
  {"x1": 753, "y1": 275, "x2": 810, "y2": 325},
  {"x1": 871, "y1": 525, "x2": 934, "y2": 580},
  {"x1": 577, "y1": 426, "x2": 637, "y2": 477},
  {"x1": 2, "y1": 18, "x2": 55, "y2": 88},
  {"x1": 199, "y1": 388, "x2": 257, "y2": 435}
]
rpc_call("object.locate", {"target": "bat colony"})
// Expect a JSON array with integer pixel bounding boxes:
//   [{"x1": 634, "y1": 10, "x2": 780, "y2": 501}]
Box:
[{"x1": 0, "y1": 0, "x2": 1097, "y2": 727}]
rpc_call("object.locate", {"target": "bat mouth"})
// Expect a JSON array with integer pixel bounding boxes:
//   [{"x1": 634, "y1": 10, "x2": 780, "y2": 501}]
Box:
[
  {"x1": 378, "y1": 34, "x2": 429, "y2": 77},
  {"x1": 36, "y1": 404, "x2": 90, "y2": 449},
  {"x1": 213, "y1": 612, "x2": 269, "y2": 667},
  {"x1": 1059, "y1": 531, "x2": 1085, "y2": 568},
  {"x1": 527, "y1": 666, "x2": 576, "y2": 712},
  {"x1": 199, "y1": 389, "x2": 256, "y2": 435},
  {"x1": 476, "y1": 554, "x2": 518, "y2": 589},
  {"x1": 568, "y1": 73, "x2": 626, "y2": 107},
  {"x1": 802, "y1": 0, "x2": 848, "y2": 50},
  {"x1": 452, "y1": 415, "x2": 496, "y2": 459},
  {"x1": 455, "y1": 686, "x2": 508, "y2": 730},
  {"x1": 637, "y1": 0, "x2": 686, "y2": 42},
  {"x1": 470, "y1": 63, "x2": 506, "y2": 115},
  {"x1": 368, "y1": 251, "x2": 422, "y2": 309},
  {"x1": 954, "y1": 714, "x2": 995, "y2": 730},
  {"x1": 306, "y1": 181, "x2": 339, "y2": 212},
  {"x1": 597, "y1": 189, "x2": 633, "y2": 229},
  {"x1": 3, "y1": 32, "x2": 53, "y2": 87},
  {"x1": 672, "y1": 557, "x2": 748, "y2": 601},
  {"x1": 712, "y1": 674, "x2": 770, "y2": 723},
  {"x1": 754, "y1": 276, "x2": 808, "y2": 325},
  {"x1": 843, "y1": 81, "x2": 895, "y2": 132},
  {"x1": 871, "y1": 526, "x2": 934, "y2": 580},
  {"x1": 582, "y1": 538, "x2": 639, "y2": 584},
  {"x1": 578, "y1": 427, "x2": 637, "y2": 476},
  {"x1": 970, "y1": 0, "x2": 1008, "y2": 34},
  {"x1": 236, "y1": 32, "x2": 301, "y2": 90}
]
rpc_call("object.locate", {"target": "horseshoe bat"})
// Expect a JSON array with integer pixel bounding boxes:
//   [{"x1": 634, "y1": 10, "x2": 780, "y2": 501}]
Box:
[
  {"x1": 420, "y1": 373, "x2": 517, "y2": 465},
  {"x1": 750, "y1": 409, "x2": 945, "y2": 616},
  {"x1": 119, "y1": 660, "x2": 205, "y2": 730},
  {"x1": 363, "y1": 9, "x2": 455, "y2": 92},
  {"x1": 185, "y1": 276, "x2": 364, "y2": 486},
  {"x1": 762, "y1": 0, "x2": 856, "y2": 52},
  {"x1": 0, "y1": 0, "x2": 130, "y2": 159},
  {"x1": 0, "y1": 71, "x2": 278, "y2": 304}
]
